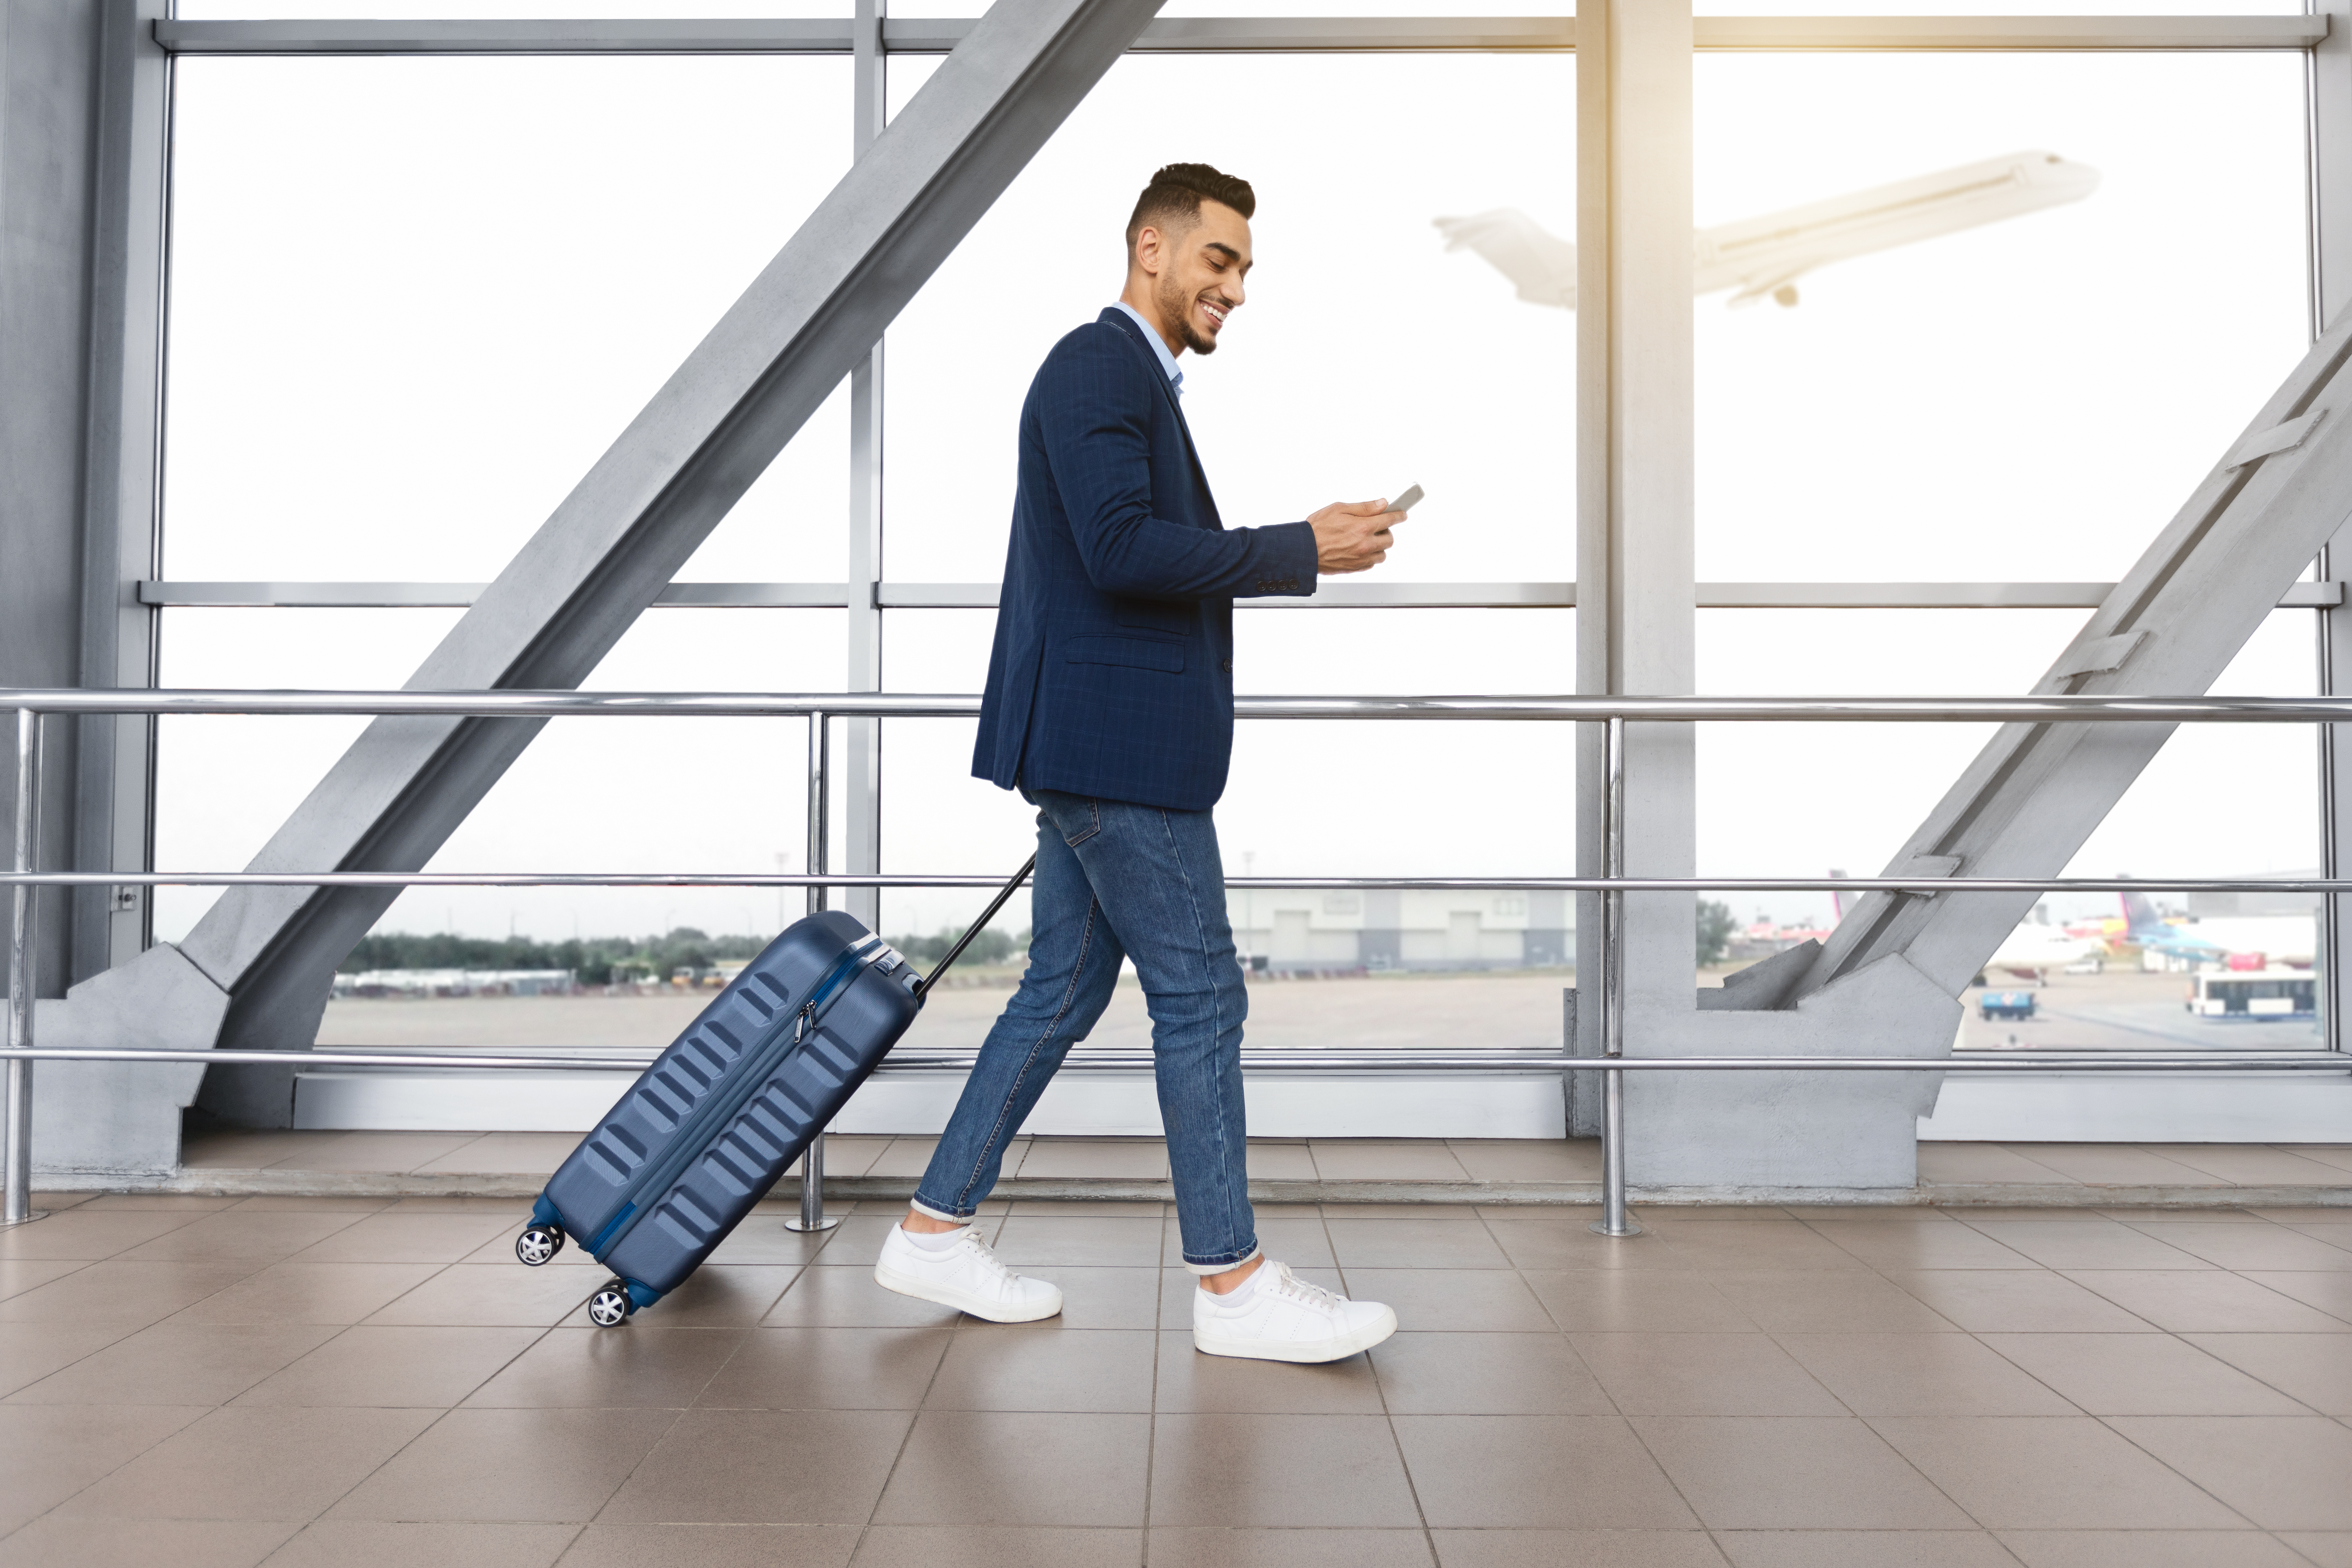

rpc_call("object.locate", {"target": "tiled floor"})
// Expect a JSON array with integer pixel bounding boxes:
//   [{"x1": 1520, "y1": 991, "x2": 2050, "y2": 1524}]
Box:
[{"x1": 5, "y1": 1192, "x2": 2350, "y2": 1566}]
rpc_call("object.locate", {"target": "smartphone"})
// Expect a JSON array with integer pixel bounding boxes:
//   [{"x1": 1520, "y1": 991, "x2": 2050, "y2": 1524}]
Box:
[{"x1": 1390, "y1": 483, "x2": 1424, "y2": 515}]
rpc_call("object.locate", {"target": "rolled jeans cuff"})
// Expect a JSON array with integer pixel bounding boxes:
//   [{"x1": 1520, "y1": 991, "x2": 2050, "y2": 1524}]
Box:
[
  {"x1": 907, "y1": 1196, "x2": 971, "y2": 1224},
  {"x1": 1182, "y1": 1243, "x2": 1261, "y2": 1277}
]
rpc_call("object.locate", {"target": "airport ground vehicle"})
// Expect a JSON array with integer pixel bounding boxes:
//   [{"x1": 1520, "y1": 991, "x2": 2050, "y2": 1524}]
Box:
[
  {"x1": 2185, "y1": 969, "x2": 2317, "y2": 1020},
  {"x1": 1979, "y1": 990, "x2": 2039, "y2": 1022}
]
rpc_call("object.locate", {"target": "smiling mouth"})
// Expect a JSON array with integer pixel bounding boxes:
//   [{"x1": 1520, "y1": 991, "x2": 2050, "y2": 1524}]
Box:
[{"x1": 1198, "y1": 297, "x2": 1231, "y2": 331}]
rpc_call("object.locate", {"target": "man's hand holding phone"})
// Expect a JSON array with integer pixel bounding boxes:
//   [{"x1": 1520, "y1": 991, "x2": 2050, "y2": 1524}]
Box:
[{"x1": 1309, "y1": 489, "x2": 1413, "y2": 575}]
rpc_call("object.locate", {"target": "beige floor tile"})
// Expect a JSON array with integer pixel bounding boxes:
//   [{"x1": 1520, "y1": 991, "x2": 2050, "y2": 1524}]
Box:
[
  {"x1": 1319, "y1": 1204, "x2": 1485, "y2": 1219},
  {"x1": 1996, "y1": 1529, "x2": 2311, "y2": 1567},
  {"x1": 227, "y1": 1195, "x2": 396, "y2": 1213},
  {"x1": 697, "y1": 1326, "x2": 952, "y2": 1410},
  {"x1": 1152, "y1": 1330, "x2": 1385, "y2": 1415},
  {"x1": 1014, "y1": 1140, "x2": 1170, "y2": 1179},
  {"x1": 1867, "y1": 1415, "x2": 2250, "y2": 1529},
  {"x1": 0, "y1": 1516, "x2": 300, "y2": 1568},
  {"x1": 0, "y1": 1258, "x2": 85, "y2": 1304},
  {"x1": 0, "y1": 1320, "x2": 135, "y2": 1399},
  {"x1": 1634, "y1": 1221, "x2": 1874, "y2": 1273},
  {"x1": 708, "y1": 1213, "x2": 871, "y2": 1267},
  {"x1": 1143, "y1": 1527, "x2": 1430, "y2": 1567},
  {"x1": 2000, "y1": 1146, "x2": 2225, "y2": 1185},
  {"x1": 0, "y1": 1403, "x2": 210, "y2": 1533},
  {"x1": 1445, "y1": 1139, "x2": 1602, "y2": 1183},
  {"x1": 1326, "y1": 1219, "x2": 1510, "y2": 1270},
  {"x1": 555, "y1": 1523, "x2": 858, "y2": 1567},
  {"x1": 604, "y1": 1265, "x2": 798, "y2": 1326},
  {"x1": 1815, "y1": 1221, "x2": 2040, "y2": 1271},
  {"x1": 2245, "y1": 1205, "x2": 2352, "y2": 1222},
  {"x1": 463, "y1": 1327, "x2": 744, "y2": 1408},
  {"x1": 806, "y1": 1136, "x2": 892, "y2": 1179},
  {"x1": 116, "y1": 1210, "x2": 367, "y2": 1265},
  {"x1": 1703, "y1": 1272, "x2": 1962, "y2": 1334},
  {"x1": 2275, "y1": 1533, "x2": 2352, "y2": 1568},
  {"x1": 761, "y1": 1265, "x2": 967, "y2": 1330},
  {"x1": 1629, "y1": 1415, "x2": 1972, "y2": 1529},
  {"x1": 8, "y1": 1321, "x2": 339, "y2": 1406},
  {"x1": 171, "y1": 1262, "x2": 445, "y2": 1326},
  {"x1": 2140, "y1": 1145, "x2": 2352, "y2": 1185},
  {"x1": 256, "y1": 1520, "x2": 579, "y2": 1567},
  {"x1": 0, "y1": 1262, "x2": 257, "y2": 1328},
  {"x1": 2106, "y1": 1223, "x2": 2352, "y2": 1272},
  {"x1": 234, "y1": 1325, "x2": 542, "y2": 1407},
  {"x1": 267, "y1": 1133, "x2": 483, "y2": 1173},
  {"x1": 177, "y1": 1132, "x2": 349, "y2": 1170},
  {"x1": 1147, "y1": 1412, "x2": 1421, "y2": 1528},
  {"x1": 2061, "y1": 1270, "x2": 2352, "y2": 1333},
  {"x1": 1959, "y1": 1221, "x2": 2213, "y2": 1271},
  {"x1": 2280, "y1": 1223, "x2": 2352, "y2": 1252},
  {"x1": 329, "y1": 1406, "x2": 678, "y2": 1523},
  {"x1": 1335, "y1": 1269, "x2": 1555, "y2": 1332},
  {"x1": 289, "y1": 1212, "x2": 515, "y2": 1265},
  {"x1": 2181, "y1": 1332, "x2": 2352, "y2": 1414},
  {"x1": 855, "y1": 1526, "x2": 1146, "y2": 1567},
  {"x1": 2106, "y1": 1415, "x2": 2352, "y2": 1531},
  {"x1": 70, "y1": 1194, "x2": 241, "y2": 1211},
  {"x1": 62, "y1": 1404, "x2": 438, "y2": 1521},
  {"x1": 365, "y1": 1266, "x2": 594, "y2": 1328},
  {"x1": 409, "y1": 1135, "x2": 579, "y2": 1177},
  {"x1": 1570, "y1": 1332, "x2": 1844, "y2": 1416},
  {"x1": 1938, "y1": 1208, "x2": 2120, "y2": 1224},
  {"x1": 1243, "y1": 1144, "x2": 1319, "y2": 1181},
  {"x1": 990, "y1": 1217, "x2": 1164, "y2": 1269},
  {"x1": 1490, "y1": 1220, "x2": 1701, "y2": 1273},
  {"x1": 1477, "y1": 1202, "x2": 1605, "y2": 1222},
  {"x1": 870, "y1": 1410, "x2": 1148, "y2": 1527},
  {"x1": 2281, "y1": 1145, "x2": 2352, "y2": 1173},
  {"x1": 1713, "y1": 1530, "x2": 2019, "y2": 1567},
  {"x1": 1877, "y1": 1271, "x2": 2158, "y2": 1334},
  {"x1": 1427, "y1": 1530, "x2": 1726, "y2": 1567},
  {"x1": 1980, "y1": 1332, "x2": 2312, "y2": 1414},
  {"x1": 1520, "y1": 1270, "x2": 1756, "y2": 1332},
  {"x1": 2237, "y1": 1270, "x2": 2352, "y2": 1323},
  {"x1": 1309, "y1": 1141, "x2": 1472, "y2": 1181},
  {"x1": 1370, "y1": 1330, "x2": 1613, "y2": 1415},
  {"x1": 0, "y1": 1208, "x2": 206, "y2": 1262},
  {"x1": 923, "y1": 1326, "x2": 1152, "y2": 1413},
  {"x1": 1775, "y1": 1332, "x2": 2077, "y2": 1416},
  {"x1": 1918, "y1": 1146, "x2": 2077, "y2": 1185},
  {"x1": 2100, "y1": 1206, "x2": 2270, "y2": 1223}
]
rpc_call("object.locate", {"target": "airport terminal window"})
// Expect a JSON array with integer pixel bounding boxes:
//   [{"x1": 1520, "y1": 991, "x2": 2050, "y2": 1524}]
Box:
[
  {"x1": 883, "y1": 51, "x2": 1575, "y2": 585},
  {"x1": 162, "y1": 56, "x2": 852, "y2": 584},
  {"x1": 1689, "y1": 52, "x2": 2307, "y2": 584}
]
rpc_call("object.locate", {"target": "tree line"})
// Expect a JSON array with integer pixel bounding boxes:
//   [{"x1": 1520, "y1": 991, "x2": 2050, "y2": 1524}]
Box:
[{"x1": 341, "y1": 921, "x2": 1028, "y2": 986}]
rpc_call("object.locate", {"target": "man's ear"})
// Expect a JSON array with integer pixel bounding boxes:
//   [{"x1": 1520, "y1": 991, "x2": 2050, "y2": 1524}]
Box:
[{"x1": 1132, "y1": 223, "x2": 1163, "y2": 278}]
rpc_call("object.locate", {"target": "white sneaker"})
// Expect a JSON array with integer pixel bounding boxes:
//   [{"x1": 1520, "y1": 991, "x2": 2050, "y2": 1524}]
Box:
[
  {"x1": 1193, "y1": 1260, "x2": 1397, "y2": 1363},
  {"x1": 873, "y1": 1223, "x2": 1063, "y2": 1323}
]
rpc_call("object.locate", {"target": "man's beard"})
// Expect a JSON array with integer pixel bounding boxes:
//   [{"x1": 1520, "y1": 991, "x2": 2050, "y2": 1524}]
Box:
[{"x1": 1156, "y1": 275, "x2": 1219, "y2": 355}]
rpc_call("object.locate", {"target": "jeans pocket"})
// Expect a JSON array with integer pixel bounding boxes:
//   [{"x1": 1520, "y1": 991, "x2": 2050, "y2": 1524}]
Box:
[{"x1": 1050, "y1": 796, "x2": 1101, "y2": 848}]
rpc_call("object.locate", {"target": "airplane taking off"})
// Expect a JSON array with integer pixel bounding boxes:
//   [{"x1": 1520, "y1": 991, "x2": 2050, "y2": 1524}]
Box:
[
  {"x1": 1435, "y1": 150, "x2": 2100, "y2": 310},
  {"x1": 2121, "y1": 890, "x2": 2316, "y2": 970}
]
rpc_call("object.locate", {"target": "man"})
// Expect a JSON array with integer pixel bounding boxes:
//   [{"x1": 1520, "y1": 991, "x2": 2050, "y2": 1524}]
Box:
[{"x1": 872, "y1": 163, "x2": 1403, "y2": 1362}]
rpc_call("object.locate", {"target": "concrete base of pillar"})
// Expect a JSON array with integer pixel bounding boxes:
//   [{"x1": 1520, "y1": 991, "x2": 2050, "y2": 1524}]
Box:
[
  {"x1": 1627, "y1": 952, "x2": 1957, "y2": 1189},
  {"x1": 30, "y1": 943, "x2": 227, "y2": 1177}
]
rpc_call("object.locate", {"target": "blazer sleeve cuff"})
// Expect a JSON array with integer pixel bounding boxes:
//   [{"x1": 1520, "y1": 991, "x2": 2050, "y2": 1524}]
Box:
[{"x1": 1239, "y1": 520, "x2": 1319, "y2": 599}]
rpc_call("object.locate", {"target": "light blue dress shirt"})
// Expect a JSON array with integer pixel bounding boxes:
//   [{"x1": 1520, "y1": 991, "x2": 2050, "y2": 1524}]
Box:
[{"x1": 1111, "y1": 301, "x2": 1184, "y2": 397}]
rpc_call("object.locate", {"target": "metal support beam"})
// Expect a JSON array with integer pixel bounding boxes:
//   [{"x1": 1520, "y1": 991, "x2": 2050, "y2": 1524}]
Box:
[
  {"x1": 844, "y1": 0, "x2": 889, "y2": 939},
  {"x1": 1800, "y1": 307, "x2": 2352, "y2": 1010},
  {"x1": 60, "y1": 0, "x2": 1167, "y2": 1155},
  {"x1": 2312, "y1": 0, "x2": 2352, "y2": 1055},
  {"x1": 1575, "y1": 0, "x2": 1697, "y2": 1148}
]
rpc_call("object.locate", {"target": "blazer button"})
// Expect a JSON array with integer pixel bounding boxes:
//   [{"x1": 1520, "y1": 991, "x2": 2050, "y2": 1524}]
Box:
[{"x1": 1220, "y1": 659, "x2": 1233, "y2": 674}]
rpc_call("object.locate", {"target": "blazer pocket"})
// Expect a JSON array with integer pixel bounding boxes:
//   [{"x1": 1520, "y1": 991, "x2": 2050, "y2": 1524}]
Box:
[
  {"x1": 1064, "y1": 635, "x2": 1185, "y2": 674},
  {"x1": 1112, "y1": 595, "x2": 1194, "y2": 636}
]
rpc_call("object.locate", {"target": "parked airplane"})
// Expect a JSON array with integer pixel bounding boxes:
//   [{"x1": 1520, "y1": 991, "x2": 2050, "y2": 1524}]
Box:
[
  {"x1": 1981, "y1": 910, "x2": 2108, "y2": 986},
  {"x1": 2122, "y1": 889, "x2": 2316, "y2": 969},
  {"x1": 1436, "y1": 150, "x2": 2100, "y2": 310}
]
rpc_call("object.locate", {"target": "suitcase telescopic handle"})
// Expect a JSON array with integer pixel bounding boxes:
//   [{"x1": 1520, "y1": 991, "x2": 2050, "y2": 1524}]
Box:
[{"x1": 915, "y1": 854, "x2": 1037, "y2": 1000}]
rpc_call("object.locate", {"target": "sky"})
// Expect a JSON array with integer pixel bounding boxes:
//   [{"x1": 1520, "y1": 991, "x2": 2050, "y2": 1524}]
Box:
[{"x1": 151, "y1": 27, "x2": 2316, "y2": 949}]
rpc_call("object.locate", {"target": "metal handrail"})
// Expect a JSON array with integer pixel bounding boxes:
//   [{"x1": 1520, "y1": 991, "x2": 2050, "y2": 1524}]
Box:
[{"x1": 8, "y1": 688, "x2": 2352, "y2": 1234}]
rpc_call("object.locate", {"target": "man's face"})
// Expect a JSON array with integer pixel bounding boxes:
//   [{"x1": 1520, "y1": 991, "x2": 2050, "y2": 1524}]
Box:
[{"x1": 1144, "y1": 199, "x2": 1251, "y2": 355}]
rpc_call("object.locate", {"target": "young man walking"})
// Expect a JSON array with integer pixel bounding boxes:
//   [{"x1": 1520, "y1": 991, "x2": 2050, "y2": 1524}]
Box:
[{"x1": 872, "y1": 163, "x2": 1403, "y2": 1362}]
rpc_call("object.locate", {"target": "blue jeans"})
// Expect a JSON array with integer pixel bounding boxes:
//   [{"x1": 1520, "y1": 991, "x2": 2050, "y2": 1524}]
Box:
[{"x1": 912, "y1": 788, "x2": 1258, "y2": 1274}]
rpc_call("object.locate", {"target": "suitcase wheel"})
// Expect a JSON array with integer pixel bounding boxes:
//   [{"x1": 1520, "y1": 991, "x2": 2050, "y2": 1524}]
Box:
[
  {"x1": 515, "y1": 1224, "x2": 565, "y2": 1267},
  {"x1": 587, "y1": 1280, "x2": 635, "y2": 1328}
]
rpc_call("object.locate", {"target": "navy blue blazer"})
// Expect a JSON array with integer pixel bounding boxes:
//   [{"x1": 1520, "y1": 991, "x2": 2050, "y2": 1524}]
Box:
[{"x1": 971, "y1": 308, "x2": 1319, "y2": 810}]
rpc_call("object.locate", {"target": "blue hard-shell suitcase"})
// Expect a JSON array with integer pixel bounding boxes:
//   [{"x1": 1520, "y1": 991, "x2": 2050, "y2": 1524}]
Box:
[{"x1": 513, "y1": 861, "x2": 1030, "y2": 1326}]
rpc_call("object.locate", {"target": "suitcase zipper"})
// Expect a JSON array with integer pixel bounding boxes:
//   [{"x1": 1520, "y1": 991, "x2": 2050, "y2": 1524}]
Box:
[{"x1": 590, "y1": 933, "x2": 883, "y2": 1262}]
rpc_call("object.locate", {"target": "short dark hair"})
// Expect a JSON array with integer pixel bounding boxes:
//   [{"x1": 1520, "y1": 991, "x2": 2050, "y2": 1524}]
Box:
[{"x1": 1125, "y1": 162, "x2": 1255, "y2": 260}]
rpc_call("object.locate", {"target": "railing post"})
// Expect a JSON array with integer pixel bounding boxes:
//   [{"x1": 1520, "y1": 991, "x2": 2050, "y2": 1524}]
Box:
[
  {"x1": 5, "y1": 708, "x2": 46, "y2": 1227},
  {"x1": 789, "y1": 710, "x2": 840, "y2": 1232},
  {"x1": 1591, "y1": 712, "x2": 1641, "y2": 1238}
]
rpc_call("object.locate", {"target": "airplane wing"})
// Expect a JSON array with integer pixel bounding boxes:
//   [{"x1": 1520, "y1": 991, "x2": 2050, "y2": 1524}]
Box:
[{"x1": 1433, "y1": 209, "x2": 1576, "y2": 309}]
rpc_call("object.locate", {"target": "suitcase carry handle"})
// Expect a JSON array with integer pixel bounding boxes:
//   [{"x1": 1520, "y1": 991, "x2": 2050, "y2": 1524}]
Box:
[{"x1": 915, "y1": 854, "x2": 1037, "y2": 1000}]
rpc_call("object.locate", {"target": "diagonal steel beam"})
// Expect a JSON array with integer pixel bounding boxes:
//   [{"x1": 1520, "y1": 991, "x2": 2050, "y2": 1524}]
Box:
[
  {"x1": 168, "y1": 0, "x2": 1166, "y2": 1060},
  {"x1": 1791, "y1": 307, "x2": 2352, "y2": 1005}
]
